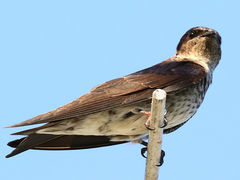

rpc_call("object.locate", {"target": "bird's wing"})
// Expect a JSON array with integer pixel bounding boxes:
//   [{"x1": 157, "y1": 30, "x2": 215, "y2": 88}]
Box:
[
  {"x1": 6, "y1": 134, "x2": 126, "y2": 158},
  {"x1": 8, "y1": 59, "x2": 206, "y2": 127}
]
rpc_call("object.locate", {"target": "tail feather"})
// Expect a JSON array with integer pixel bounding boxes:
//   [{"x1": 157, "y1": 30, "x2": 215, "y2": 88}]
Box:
[
  {"x1": 6, "y1": 134, "x2": 127, "y2": 158},
  {"x1": 6, "y1": 134, "x2": 61, "y2": 158},
  {"x1": 7, "y1": 138, "x2": 26, "y2": 148}
]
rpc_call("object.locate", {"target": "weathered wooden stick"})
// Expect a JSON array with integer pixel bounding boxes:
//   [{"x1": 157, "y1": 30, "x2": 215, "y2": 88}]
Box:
[{"x1": 145, "y1": 89, "x2": 166, "y2": 180}]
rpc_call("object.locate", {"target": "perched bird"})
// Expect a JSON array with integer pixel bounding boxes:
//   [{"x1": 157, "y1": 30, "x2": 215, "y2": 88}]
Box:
[{"x1": 6, "y1": 26, "x2": 221, "y2": 159}]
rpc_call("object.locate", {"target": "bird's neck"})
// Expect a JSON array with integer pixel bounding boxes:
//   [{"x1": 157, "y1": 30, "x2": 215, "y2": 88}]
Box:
[{"x1": 174, "y1": 54, "x2": 218, "y2": 74}]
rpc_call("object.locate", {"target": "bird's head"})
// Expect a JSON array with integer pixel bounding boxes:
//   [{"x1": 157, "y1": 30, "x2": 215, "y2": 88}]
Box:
[{"x1": 176, "y1": 27, "x2": 222, "y2": 72}]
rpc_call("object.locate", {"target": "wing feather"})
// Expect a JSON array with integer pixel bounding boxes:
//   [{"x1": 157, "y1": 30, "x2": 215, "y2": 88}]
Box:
[{"x1": 8, "y1": 59, "x2": 206, "y2": 127}]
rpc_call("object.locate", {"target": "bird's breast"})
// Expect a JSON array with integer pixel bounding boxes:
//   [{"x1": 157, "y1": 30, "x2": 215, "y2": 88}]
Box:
[{"x1": 165, "y1": 76, "x2": 210, "y2": 129}]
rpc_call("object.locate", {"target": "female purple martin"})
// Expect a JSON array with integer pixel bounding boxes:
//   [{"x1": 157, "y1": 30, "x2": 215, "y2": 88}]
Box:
[{"x1": 6, "y1": 26, "x2": 221, "y2": 158}]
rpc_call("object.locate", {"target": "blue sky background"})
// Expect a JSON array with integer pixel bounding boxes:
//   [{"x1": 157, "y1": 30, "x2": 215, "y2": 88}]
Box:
[{"x1": 1, "y1": 0, "x2": 240, "y2": 179}]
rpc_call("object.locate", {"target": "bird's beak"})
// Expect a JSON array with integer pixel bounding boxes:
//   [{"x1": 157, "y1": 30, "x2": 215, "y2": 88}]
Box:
[
  {"x1": 201, "y1": 31, "x2": 216, "y2": 37},
  {"x1": 201, "y1": 31, "x2": 221, "y2": 44}
]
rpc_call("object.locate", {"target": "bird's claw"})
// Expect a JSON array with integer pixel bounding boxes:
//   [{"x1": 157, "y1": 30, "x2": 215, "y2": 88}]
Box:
[
  {"x1": 142, "y1": 110, "x2": 168, "y2": 130},
  {"x1": 160, "y1": 117, "x2": 168, "y2": 128},
  {"x1": 144, "y1": 123, "x2": 155, "y2": 130},
  {"x1": 140, "y1": 140, "x2": 165, "y2": 166},
  {"x1": 160, "y1": 110, "x2": 168, "y2": 128},
  {"x1": 141, "y1": 111, "x2": 155, "y2": 130},
  {"x1": 141, "y1": 147, "x2": 147, "y2": 158},
  {"x1": 157, "y1": 150, "x2": 165, "y2": 166}
]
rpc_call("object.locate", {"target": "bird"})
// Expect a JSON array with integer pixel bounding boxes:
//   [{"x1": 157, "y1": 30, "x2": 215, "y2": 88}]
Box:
[{"x1": 6, "y1": 26, "x2": 222, "y2": 160}]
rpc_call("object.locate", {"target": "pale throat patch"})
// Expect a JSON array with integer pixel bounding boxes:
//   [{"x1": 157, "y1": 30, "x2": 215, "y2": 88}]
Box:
[{"x1": 175, "y1": 54, "x2": 210, "y2": 72}]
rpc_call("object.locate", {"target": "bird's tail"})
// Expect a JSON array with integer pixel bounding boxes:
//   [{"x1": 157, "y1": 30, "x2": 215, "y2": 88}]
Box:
[{"x1": 6, "y1": 134, "x2": 127, "y2": 158}]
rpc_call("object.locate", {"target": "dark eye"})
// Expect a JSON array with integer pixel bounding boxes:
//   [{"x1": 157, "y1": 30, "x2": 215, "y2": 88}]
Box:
[{"x1": 189, "y1": 31, "x2": 196, "y2": 39}]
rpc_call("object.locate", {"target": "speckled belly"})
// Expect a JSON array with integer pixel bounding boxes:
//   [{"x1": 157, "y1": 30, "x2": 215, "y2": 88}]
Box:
[{"x1": 164, "y1": 84, "x2": 205, "y2": 129}]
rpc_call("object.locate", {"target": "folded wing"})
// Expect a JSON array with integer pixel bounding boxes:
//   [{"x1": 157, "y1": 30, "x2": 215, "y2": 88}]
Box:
[{"x1": 8, "y1": 59, "x2": 206, "y2": 128}]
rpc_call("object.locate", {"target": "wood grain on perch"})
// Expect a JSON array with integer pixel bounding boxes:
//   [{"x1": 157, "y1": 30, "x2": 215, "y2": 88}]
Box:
[{"x1": 145, "y1": 89, "x2": 166, "y2": 180}]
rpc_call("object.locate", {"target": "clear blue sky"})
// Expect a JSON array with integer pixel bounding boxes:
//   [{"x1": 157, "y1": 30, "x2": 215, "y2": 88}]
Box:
[{"x1": 1, "y1": 0, "x2": 239, "y2": 179}]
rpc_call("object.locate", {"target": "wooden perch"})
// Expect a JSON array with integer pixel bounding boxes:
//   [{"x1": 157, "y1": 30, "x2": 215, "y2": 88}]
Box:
[{"x1": 145, "y1": 89, "x2": 167, "y2": 180}]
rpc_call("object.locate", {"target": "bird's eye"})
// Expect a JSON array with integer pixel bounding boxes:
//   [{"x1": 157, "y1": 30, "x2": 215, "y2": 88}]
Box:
[{"x1": 189, "y1": 31, "x2": 196, "y2": 39}]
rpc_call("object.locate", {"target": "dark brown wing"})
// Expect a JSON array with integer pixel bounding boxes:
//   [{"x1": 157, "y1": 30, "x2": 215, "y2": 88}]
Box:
[
  {"x1": 8, "y1": 59, "x2": 206, "y2": 127},
  {"x1": 6, "y1": 134, "x2": 126, "y2": 158}
]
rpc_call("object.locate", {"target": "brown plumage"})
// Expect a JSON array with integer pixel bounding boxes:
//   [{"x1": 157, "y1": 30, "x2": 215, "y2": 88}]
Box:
[{"x1": 6, "y1": 26, "x2": 222, "y2": 158}]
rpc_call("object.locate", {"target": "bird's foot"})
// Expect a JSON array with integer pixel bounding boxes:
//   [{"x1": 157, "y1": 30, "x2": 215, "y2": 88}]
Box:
[
  {"x1": 141, "y1": 111, "x2": 151, "y2": 117},
  {"x1": 157, "y1": 150, "x2": 165, "y2": 166},
  {"x1": 141, "y1": 147, "x2": 148, "y2": 158},
  {"x1": 160, "y1": 110, "x2": 168, "y2": 128},
  {"x1": 141, "y1": 110, "x2": 168, "y2": 130},
  {"x1": 160, "y1": 117, "x2": 168, "y2": 128},
  {"x1": 141, "y1": 111, "x2": 155, "y2": 130},
  {"x1": 140, "y1": 140, "x2": 165, "y2": 166}
]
